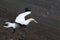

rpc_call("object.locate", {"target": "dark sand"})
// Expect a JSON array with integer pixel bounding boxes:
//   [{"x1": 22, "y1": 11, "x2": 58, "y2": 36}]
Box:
[{"x1": 0, "y1": 0, "x2": 60, "y2": 40}]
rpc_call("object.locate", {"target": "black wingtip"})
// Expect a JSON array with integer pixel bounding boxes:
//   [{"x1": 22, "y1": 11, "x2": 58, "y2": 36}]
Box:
[
  {"x1": 4, "y1": 23, "x2": 8, "y2": 26},
  {"x1": 25, "y1": 8, "x2": 31, "y2": 12}
]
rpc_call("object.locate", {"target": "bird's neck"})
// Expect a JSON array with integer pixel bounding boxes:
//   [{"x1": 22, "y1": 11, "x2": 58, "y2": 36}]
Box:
[{"x1": 26, "y1": 18, "x2": 34, "y2": 23}]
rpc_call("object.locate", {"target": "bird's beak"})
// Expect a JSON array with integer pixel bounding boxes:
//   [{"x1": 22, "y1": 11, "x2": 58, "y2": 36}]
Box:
[{"x1": 33, "y1": 20, "x2": 38, "y2": 23}]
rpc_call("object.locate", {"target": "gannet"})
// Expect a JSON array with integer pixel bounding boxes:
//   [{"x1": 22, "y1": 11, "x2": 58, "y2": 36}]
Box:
[{"x1": 3, "y1": 8, "x2": 38, "y2": 32}]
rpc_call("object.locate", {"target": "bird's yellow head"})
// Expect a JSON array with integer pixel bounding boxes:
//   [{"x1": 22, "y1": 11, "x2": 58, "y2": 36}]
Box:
[{"x1": 26, "y1": 18, "x2": 38, "y2": 23}]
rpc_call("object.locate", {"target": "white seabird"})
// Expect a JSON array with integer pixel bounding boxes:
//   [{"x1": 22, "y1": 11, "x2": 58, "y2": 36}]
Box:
[{"x1": 3, "y1": 8, "x2": 38, "y2": 32}]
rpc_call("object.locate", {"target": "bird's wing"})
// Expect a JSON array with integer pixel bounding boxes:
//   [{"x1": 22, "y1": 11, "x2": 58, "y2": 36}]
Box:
[
  {"x1": 15, "y1": 11, "x2": 31, "y2": 24},
  {"x1": 20, "y1": 11, "x2": 31, "y2": 16}
]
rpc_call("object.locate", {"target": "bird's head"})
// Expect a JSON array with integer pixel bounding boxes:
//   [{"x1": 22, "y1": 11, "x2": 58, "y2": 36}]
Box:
[{"x1": 26, "y1": 18, "x2": 38, "y2": 23}]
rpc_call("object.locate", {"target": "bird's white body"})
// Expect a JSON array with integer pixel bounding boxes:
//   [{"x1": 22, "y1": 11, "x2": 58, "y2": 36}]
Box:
[
  {"x1": 3, "y1": 11, "x2": 38, "y2": 29},
  {"x1": 15, "y1": 11, "x2": 31, "y2": 25}
]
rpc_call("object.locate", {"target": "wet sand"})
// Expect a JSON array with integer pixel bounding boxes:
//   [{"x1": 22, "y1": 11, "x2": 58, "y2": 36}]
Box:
[{"x1": 0, "y1": 0, "x2": 60, "y2": 40}]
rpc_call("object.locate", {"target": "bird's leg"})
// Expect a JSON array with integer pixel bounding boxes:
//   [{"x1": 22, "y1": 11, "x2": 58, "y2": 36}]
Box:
[
  {"x1": 26, "y1": 18, "x2": 38, "y2": 23},
  {"x1": 12, "y1": 29, "x2": 16, "y2": 33}
]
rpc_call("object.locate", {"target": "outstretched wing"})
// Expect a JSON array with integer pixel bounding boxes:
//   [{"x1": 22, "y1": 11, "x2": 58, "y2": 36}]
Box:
[{"x1": 15, "y1": 11, "x2": 31, "y2": 24}]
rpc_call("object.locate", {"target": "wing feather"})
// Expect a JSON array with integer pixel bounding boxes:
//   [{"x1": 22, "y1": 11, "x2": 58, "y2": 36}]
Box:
[{"x1": 15, "y1": 11, "x2": 31, "y2": 24}]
